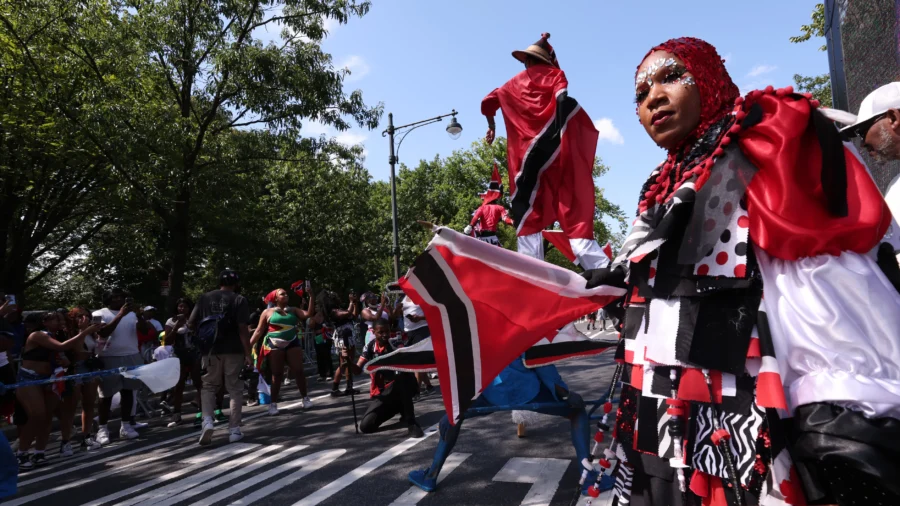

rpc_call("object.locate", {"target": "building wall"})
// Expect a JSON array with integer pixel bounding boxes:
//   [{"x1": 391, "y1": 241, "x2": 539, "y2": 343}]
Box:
[{"x1": 839, "y1": 0, "x2": 900, "y2": 191}]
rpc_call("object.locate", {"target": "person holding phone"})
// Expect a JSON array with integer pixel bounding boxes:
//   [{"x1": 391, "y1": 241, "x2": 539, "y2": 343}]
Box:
[
  {"x1": 92, "y1": 287, "x2": 149, "y2": 445},
  {"x1": 163, "y1": 297, "x2": 202, "y2": 427},
  {"x1": 65, "y1": 307, "x2": 103, "y2": 451},
  {"x1": 15, "y1": 312, "x2": 100, "y2": 469},
  {"x1": 0, "y1": 293, "x2": 17, "y2": 425}
]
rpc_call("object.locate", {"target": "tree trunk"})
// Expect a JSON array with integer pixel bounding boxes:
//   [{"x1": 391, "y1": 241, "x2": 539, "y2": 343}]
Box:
[{"x1": 165, "y1": 197, "x2": 190, "y2": 316}]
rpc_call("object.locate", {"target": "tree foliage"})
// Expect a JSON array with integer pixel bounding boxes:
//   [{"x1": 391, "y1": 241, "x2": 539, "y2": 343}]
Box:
[
  {"x1": 790, "y1": 2, "x2": 833, "y2": 108},
  {"x1": 3, "y1": 1, "x2": 628, "y2": 313}
]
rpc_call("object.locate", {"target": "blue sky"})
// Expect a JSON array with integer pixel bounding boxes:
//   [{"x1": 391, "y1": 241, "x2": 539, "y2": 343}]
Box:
[{"x1": 289, "y1": 1, "x2": 828, "y2": 215}]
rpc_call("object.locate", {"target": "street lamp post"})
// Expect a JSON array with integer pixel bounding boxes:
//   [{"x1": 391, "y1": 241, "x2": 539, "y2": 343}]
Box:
[{"x1": 383, "y1": 110, "x2": 462, "y2": 280}]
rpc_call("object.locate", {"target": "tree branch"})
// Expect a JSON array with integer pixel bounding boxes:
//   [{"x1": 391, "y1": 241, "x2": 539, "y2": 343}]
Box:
[{"x1": 24, "y1": 219, "x2": 109, "y2": 288}]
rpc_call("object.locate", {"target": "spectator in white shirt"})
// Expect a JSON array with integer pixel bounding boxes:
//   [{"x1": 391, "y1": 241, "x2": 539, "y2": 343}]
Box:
[{"x1": 92, "y1": 288, "x2": 149, "y2": 445}]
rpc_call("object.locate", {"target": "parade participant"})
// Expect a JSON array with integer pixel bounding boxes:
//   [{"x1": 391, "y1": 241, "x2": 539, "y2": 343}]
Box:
[
  {"x1": 351, "y1": 319, "x2": 423, "y2": 437},
  {"x1": 318, "y1": 290, "x2": 360, "y2": 397},
  {"x1": 463, "y1": 163, "x2": 512, "y2": 246},
  {"x1": 408, "y1": 354, "x2": 607, "y2": 494},
  {"x1": 360, "y1": 292, "x2": 390, "y2": 346},
  {"x1": 250, "y1": 288, "x2": 315, "y2": 415},
  {"x1": 481, "y1": 33, "x2": 608, "y2": 269},
  {"x1": 309, "y1": 312, "x2": 334, "y2": 382},
  {"x1": 582, "y1": 37, "x2": 900, "y2": 506}
]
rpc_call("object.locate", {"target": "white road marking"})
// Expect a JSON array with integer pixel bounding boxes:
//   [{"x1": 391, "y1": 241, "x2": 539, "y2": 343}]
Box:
[
  {"x1": 223, "y1": 449, "x2": 346, "y2": 506},
  {"x1": 290, "y1": 423, "x2": 440, "y2": 506},
  {"x1": 492, "y1": 457, "x2": 570, "y2": 506},
  {"x1": 158, "y1": 445, "x2": 309, "y2": 506},
  {"x1": 6, "y1": 443, "x2": 197, "y2": 506},
  {"x1": 114, "y1": 445, "x2": 280, "y2": 506},
  {"x1": 18, "y1": 433, "x2": 198, "y2": 487},
  {"x1": 18, "y1": 380, "x2": 370, "y2": 488},
  {"x1": 388, "y1": 453, "x2": 471, "y2": 505},
  {"x1": 79, "y1": 443, "x2": 257, "y2": 506}
]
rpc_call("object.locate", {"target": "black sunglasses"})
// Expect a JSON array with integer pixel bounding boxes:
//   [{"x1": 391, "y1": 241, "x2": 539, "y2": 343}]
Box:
[{"x1": 853, "y1": 112, "x2": 889, "y2": 140}]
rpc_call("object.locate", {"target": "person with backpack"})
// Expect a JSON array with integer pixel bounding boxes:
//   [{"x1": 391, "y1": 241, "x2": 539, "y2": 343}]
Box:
[{"x1": 188, "y1": 269, "x2": 252, "y2": 445}]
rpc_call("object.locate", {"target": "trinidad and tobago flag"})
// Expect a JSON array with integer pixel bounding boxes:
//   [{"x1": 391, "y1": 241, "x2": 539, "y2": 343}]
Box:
[
  {"x1": 396, "y1": 227, "x2": 624, "y2": 423},
  {"x1": 364, "y1": 322, "x2": 617, "y2": 374}
]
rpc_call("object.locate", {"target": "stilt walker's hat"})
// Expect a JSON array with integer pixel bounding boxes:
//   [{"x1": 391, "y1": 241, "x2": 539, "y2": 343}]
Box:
[
  {"x1": 480, "y1": 162, "x2": 503, "y2": 204},
  {"x1": 512, "y1": 33, "x2": 559, "y2": 68}
]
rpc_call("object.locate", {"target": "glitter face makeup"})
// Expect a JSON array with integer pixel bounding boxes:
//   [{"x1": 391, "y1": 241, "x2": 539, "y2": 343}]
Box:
[{"x1": 635, "y1": 58, "x2": 696, "y2": 104}]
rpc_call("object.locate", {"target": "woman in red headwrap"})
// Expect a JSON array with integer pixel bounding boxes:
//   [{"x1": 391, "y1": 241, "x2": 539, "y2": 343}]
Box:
[{"x1": 583, "y1": 38, "x2": 900, "y2": 506}]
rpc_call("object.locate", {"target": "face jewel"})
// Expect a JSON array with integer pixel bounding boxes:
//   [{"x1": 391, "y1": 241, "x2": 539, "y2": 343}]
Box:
[{"x1": 635, "y1": 57, "x2": 680, "y2": 90}]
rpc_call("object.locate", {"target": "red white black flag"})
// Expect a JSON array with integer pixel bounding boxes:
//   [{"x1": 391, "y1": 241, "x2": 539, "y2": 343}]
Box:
[
  {"x1": 363, "y1": 323, "x2": 617, "y2": 373},
  {"x1": 398, "y1": 227, "x2": 625, "y2": 423}
]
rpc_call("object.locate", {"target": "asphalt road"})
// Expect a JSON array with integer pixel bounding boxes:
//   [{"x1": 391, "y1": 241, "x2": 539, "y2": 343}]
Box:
[{"x1": 9, "y1": 323, "x2": 620, "y2": 506}]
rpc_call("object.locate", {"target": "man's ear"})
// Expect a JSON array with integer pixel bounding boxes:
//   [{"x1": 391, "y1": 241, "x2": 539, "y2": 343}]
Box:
[{"x1": 886, "y1": 109, "x2": 900, "y2": 134}]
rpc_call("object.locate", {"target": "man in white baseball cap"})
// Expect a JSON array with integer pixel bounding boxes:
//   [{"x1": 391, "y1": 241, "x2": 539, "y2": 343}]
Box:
[
  {"x1": 840, "y1": 82, "x2": 900, "y2": 263},
  {"x1": 840, "y1": 82, "x2": 900, "y2": 161}
]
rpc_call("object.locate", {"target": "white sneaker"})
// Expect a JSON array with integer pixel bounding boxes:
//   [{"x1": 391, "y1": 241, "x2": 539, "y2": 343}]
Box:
[
  {"x1": 198, "y1": 418, "x2": 215, "y2": 445},
  {"x1": 228, "y1": 427, "x2": 244, "y2": 443},
  {"x1": 267, "y1": 403, "x2": 279, "y2": 416},
  {"x1": 82, "y1": 436, "x2": 102, "y2": 451},
  {"x1": 96, "y1": 426, "x2": 111, "y2": 446},
  {"x1": 130, "y1": 421, "x2": 149, "y2": 430},
  {"x1": 283, "y1": 377, "x2": 291, "y2": 385},
  {"x1": 302, "y1": 397, "x2": 313, "y2": 409},
  {"x1": 120, "y1": 423, "x2": 139, "y2": 440},
  {"x1": 59, "y1": 442, "x2": 73, "y2": 457}
]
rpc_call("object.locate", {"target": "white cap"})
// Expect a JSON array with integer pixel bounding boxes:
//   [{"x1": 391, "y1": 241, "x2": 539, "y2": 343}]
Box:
[
  {"x1": 840, "y1": 82, "x2": 900, "y2": 136},
  {"x1": 143, "y1": 305, "x2": 157, "y2": 312}
]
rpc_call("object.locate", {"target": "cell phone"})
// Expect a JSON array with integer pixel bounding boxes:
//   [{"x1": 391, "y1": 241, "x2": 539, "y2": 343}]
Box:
[
  {"x1": 125, "y1": 297, "x2": 134, "y2": 306},
  {"x1": 92, "y1": 315, "x2": 103, "y2": 325},
  {"x1": 4, "y1": 294, "x2": 16, "y2": 306}
]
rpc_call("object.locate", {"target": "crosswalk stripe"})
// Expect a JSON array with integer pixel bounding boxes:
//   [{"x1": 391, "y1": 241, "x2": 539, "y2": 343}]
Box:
[
  {"x1": 222, "y1": 449, "x2": 346, "y2": 506},
  {"x1": 492, "y1": 457, "x2": 570, "y2": 506},
  {"x1": 80, "y1": 443, "x2": 258, "y2": 506},
  {"x1": 6, "y1": 442, "x2": 197, "y2": 506},
  {"x1": 388, "y1": 452, "x2": 471, "y2": 506},
  {"x1": 17, "y1": 434, "x2": 197, "y2": 487},
  {"x1": 113, "y1": 445, "x2": 280, "y2": 506},
  {"x1": 152, "y1": 445, "x2": 310, "y2": 506},
  {"x1": 290, "y1": 424, "x2": 440, "y2": 506}
]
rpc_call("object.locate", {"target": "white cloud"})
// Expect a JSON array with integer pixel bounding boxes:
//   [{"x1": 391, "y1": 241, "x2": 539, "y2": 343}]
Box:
[
  {"x1": 335, "y1": 131, "x2": 367, "y2": 146},
  {"x1": 322, "y1": 15, "x2": 340, "y2": 35},
  {"x1": 746, "y1": 64, "x2": 777, "y2": 78},
  {"x1": 593, "y1": 118, "x2": 624, "y2": 145},
  {"x1": 301, "y1": 119, "x2": 331, "y2": 136},
  {"x1": 339, "y1": 55, "x2": 370, "y2": 82}
]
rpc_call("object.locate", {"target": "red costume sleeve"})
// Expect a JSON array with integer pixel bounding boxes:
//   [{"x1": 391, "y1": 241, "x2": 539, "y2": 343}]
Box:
[
  {"x1": 738, "y1": 94, "x2": 891, "y2": 260},
  {"x1": 481, "y1": 88, "x2": 500, "y2": 119},
  {"x1": 470, "y1": 206, "x2": 484, "y2": 227}
]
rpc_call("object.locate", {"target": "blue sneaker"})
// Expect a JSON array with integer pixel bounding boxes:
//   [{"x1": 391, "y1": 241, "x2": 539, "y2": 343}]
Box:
[
  {"x1": 581, "y1": 470, "x2": 616, "y2": 495},
  {"x1": 597, "y1": 472, "x2": 615, "y2": 492},
  {"x1": 581, "y1": 470, "x2": 599, "y2": 496},
  {"x1": 408, "y1": 468, "x2": 437, "y2": 492}
]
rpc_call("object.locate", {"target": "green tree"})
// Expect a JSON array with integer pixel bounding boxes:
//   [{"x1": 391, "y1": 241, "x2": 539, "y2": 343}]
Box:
[
  {"x1": 0, "y1": 21, "x2": 125, "y2": 301},
  {"x1": 790, "y1": 3, "x2": 832, "y2": 107},
  {"x1": 379, "y1": 138, "x2": 627, "y2": 283},
  {"x1": 0, "y1": 0, "x2": 383, "y2": 312}
]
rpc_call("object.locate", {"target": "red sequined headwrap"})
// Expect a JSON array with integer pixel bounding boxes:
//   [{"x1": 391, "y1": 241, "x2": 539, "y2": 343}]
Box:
[{"x1": 636, "y1": 37, "x2": 739, "y2": 213}]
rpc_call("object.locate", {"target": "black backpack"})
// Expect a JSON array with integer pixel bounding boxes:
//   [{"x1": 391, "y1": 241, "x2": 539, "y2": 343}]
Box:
[{"x1": 195, "y1": 298, "x2": 235, "y2": 355}]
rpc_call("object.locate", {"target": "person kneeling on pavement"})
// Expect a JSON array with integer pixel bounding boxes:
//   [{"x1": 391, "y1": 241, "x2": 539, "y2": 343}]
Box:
[{"x1": 351, "y1": 319, "x2": 424, "y2": 438}]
